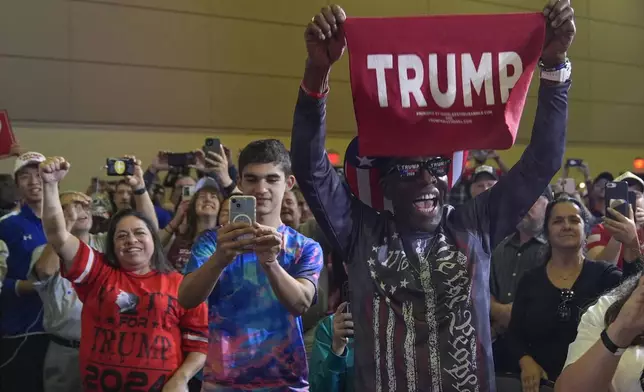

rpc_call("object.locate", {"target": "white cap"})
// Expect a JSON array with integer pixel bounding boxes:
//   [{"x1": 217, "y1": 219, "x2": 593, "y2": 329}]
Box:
[
  {"x1": 14, "y1": 152, "x2": 45, "y2": 175},
  {"x1": 195, "y1": 177, "x2": 219, "y2": 192}
]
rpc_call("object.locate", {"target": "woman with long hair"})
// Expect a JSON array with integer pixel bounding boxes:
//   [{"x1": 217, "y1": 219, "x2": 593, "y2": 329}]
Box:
[
  {"x1": 39, "y1": 156, "x2": 208, "y2": 392},
  {"x1": 506, "y1": 195, "x2": 642, "y2": 392},
  {"x1": 160, "y1": 178, "x2": 223, "y2": 272},
  {"x1": 556, "y1": 273, "x2": 644, "y2": 392}
]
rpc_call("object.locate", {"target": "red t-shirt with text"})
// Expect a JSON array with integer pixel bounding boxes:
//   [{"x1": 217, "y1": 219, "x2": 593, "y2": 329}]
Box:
[{"x1": 62, "y1": 242, "x2": 208, "y2": 391}]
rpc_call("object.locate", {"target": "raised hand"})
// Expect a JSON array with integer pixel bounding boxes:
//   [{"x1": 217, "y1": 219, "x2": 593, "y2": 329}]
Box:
[
  {"x1": 211, "y1": 222, "x2": 257, "y2": 268},
  {"x1": 604, "y1": 205, "x2": 639, "y2": 246},
  {"x1": 305, "y1": 5, "x2": 347, "y2": 68},
  {"x1": 542, "y1": 0, "x2": 576, "y2": 66},
  {"x1": 331, "y1": 302, "x2": 354, "y2": 355},
  {"x1": 193, "y1": 144, "x2": 233, "y2": 186},
  {"x1": 39, "y1": 156, "x2": 70, "y2": 184},
  {"x1": 123, "y1": 155, "x2": 145, "y2": 191}
]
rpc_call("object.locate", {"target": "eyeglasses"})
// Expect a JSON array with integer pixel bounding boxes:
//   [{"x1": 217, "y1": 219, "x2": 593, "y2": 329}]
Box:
[
  {"x1": 557, "y1": 289, "x2": 575, "y2": 322},
  {"x1": 387, "y1": 158, "x2": 451, "y2": 180}
]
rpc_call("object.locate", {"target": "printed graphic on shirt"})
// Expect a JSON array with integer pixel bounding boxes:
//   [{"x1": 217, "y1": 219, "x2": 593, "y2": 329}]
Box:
[
  {"x1": 66, "y1": 243, "x2": 208, "y2": 392},
  {"x1": 360, "y1": 228, "x2": 479, "y2": 392},
  {"x1": 187, "y1": 226, "x2": 323, "y2": 391}
]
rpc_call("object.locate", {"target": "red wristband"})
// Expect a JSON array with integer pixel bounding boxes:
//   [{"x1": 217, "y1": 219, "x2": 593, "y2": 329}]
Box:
[{"x1": 300, "y1": 81, "x2": 329, "y2": 99}]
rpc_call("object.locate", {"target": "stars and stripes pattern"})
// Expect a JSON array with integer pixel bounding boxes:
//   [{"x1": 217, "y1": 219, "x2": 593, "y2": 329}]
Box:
[{"x1": 343, "y1": 137, "x2": 468, "y2": 212}]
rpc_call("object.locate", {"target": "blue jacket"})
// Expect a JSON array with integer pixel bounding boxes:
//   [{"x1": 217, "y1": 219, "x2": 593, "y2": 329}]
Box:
[{"x1": 0, "y1": 204, "x2": 46, "y2": 337}]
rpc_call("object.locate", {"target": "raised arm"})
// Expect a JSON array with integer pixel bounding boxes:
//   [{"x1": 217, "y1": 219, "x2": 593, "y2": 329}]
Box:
[
  {"x1": 40, "y1": 157, "x2": 81, "y2": 269},
  {"x1": 468, "y1": 1, "x2": 575, "y2": 248},
  {"x1": 125, "y1": 156, "x2": 159, "y2": 231},
  {"x1": 291, "y1": 5, "x2": 356, "y2": 257}
]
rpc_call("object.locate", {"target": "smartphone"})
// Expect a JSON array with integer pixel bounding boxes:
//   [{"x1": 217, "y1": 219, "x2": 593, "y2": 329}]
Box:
[
  {"x1": 628, "y1": 190, "x2": 638, "y2": 221},
  {"x1": 182, "y1": 185, "x2": 195, "y2": 201},
  {"x1": 203, "y1": 138, "x2": 221, "y2": 156},
  {"x1": 605, "y1": 181, "x2": 629, "y2": 218},
  {"x1": 166, "y1": 152, "x2": 196, "y2": 167},
  {"x1": 341, "y1": 281, "x2": 351, "y2": 314},
  {"x1": 566, "y1": 158, "x2": 583, "y2": 167},
  {"x1": 106, "y1": 158, "x2": 135, "y2": 176},
  {"x1": 229, "y1": 196, "x2": 256, "y2": 242},
  {"x1": 562, "y1": 178, "x2": 576, "y2": 194},
  {"x1": 203, "y1": 138, "x2": 221, "y2": 168}
]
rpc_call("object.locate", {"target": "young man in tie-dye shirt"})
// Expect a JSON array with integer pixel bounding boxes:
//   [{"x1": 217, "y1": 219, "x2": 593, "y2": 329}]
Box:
[{"x1": 180, "y1": 139, "x2": 323, "y2": 392}]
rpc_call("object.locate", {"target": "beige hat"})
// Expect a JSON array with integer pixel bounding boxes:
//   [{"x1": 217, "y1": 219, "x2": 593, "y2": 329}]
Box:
[
  {"x1": 13, "y1": 151, "x2": 45, "y2": 175},
  {"x1": 615, "y1": 171, "x2": 644, "y2": 191}
]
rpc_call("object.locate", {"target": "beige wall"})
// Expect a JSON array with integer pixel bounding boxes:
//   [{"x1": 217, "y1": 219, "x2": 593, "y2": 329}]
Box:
[{"x1": 0, "y1": 0, "x2": 643, "y2": 191}]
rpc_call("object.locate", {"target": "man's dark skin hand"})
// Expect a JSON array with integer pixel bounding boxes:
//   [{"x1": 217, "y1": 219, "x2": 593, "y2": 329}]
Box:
[{"x1": 541, "y1": 0, "x2": 576, "y2": 68}]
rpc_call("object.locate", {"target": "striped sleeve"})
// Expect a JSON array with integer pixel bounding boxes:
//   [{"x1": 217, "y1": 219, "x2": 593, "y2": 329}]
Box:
[
  {"x1": 180, "y1": 301, "x2": 209, "y2": 354},
  {"x1": 60, "y1": 241, "x2": 107, "y2": 300}
]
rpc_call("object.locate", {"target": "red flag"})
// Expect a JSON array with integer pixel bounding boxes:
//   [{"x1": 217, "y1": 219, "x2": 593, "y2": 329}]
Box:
[
  {"x1": 344, "y1": 13, "x2": 545, "y2": 157},
  {"x1": 0, "y1": 110, "x2": 17, "y2": 159}
]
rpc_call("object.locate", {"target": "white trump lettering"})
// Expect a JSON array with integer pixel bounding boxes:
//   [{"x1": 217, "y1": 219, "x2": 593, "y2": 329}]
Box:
[
  {"x1": 367, "y1": 54, "x2": 394, "y2": 107},
  {"x1": 461, "y1": 52, "x2": 494, "y2": 107},
  {"x1": 368, "y1": 52, "x2": 524, "y2": 109}
]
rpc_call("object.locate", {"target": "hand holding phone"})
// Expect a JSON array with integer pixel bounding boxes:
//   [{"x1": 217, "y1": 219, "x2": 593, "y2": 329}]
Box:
[
  {"x1": 605, "y1": 181, "x2": 630, "y2": 219},
  {"x1": 181, "y1": 185, "x2": 195, "y2": 201},
  {"x1": 213, "y1": 222, "x2": 257, "y2": 268},
  {"x1": 566, "y1": 158, "x2": 583, "y2": 168},
  {"x1": 332, "y1": 301, "x2": 353, "y2": 355}
]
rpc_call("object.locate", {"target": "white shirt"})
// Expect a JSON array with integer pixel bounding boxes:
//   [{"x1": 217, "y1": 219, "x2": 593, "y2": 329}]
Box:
[
  {"x1": 28, "y1": 233, "x2": 107, "y2": 340},
  {"x1": 565, "y1": 295, "x2": 644, "y2": 392}
]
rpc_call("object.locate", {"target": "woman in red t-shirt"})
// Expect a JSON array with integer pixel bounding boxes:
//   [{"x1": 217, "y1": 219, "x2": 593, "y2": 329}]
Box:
[{"x1": 40, "y1": 157, "x2": 208, "y2": 392}]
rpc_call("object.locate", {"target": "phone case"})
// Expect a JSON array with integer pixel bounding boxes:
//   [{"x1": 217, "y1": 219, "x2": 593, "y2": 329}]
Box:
[
  {"x1": 203, "y1": 138, "x2": 221, "y2": 155},
  {"x1": 342, "y1": 281, "x2": 351, "y2": 313},
  {"x1": 228, "y1": 196, "x2": 256, "y2": 225},
  {"x1": 605, "y1": 181, "x2": 629, "y2": 218}
]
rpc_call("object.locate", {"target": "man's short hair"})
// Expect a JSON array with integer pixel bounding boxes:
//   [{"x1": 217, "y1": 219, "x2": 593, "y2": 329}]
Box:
[{"x1": 238, "y1": 139, "x2": 292, "y2": 176}]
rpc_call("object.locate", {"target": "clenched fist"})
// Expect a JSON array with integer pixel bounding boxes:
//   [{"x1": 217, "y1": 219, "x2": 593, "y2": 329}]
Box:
[
  {"x1": 305, "y1": 5, "x2": 347, "y2": 69},
  {"x1": 39, "y1": 157, "x2": 70, "y2": 184}
]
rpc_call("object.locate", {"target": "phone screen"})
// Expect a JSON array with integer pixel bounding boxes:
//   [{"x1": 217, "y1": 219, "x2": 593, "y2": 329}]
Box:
[
  {"x1": 106, "y1": 158, "x2": 134, "y2": 176},
  {"x1": 182, "y1": 185, "x2": 195, "y2": 201}
]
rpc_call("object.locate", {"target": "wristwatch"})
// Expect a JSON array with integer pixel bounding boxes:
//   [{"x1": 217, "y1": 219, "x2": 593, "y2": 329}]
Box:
[
  {"x1": 539, "y1": 59, "x2": 572, "y2": 82},
  {"x1": 133, "y1": 187, "x2": 147, "y2": 196},
  {"x1": 601, "y1": 328, "x2": 627, "y2": 356}
]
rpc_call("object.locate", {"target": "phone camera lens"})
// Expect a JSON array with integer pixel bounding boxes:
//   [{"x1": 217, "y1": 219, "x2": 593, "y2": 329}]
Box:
[
  {"x1": 206, "y1": 140, "x2": 213, "y2": 146},
  {"x1": 231, "y1": 199, "x2": 236, "y2": 203},
  {"x1": 236, "y1": 203, "x2": 241, "y2": 208}
]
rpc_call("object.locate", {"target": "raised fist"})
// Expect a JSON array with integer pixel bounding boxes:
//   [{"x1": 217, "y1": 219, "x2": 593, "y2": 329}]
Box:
[
  {"x1": 39, "y1": 156, "x2": 70, "y2": 184},
  {"x1": 305, "y1": 5, "x2": 347, "y2": 68}
]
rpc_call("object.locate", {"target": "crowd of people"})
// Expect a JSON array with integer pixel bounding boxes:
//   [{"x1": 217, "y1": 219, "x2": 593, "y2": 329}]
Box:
[{"x1": 0, "y1": 1, "x2": 643, "y2": 392}]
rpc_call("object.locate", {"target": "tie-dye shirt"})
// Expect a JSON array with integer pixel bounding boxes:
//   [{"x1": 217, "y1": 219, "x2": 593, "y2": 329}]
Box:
[{"x1": 184, "y1": 225, "x2": 323, "y2": 391}]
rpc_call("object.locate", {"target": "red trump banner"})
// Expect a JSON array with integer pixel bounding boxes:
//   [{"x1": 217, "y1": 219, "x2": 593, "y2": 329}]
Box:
[
  {"x1": 344, "y1": 13, "x2": 545, "y2": 157},
  {"x1": 0, "y1": 110, "x2": 17, "y2": 159}
]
